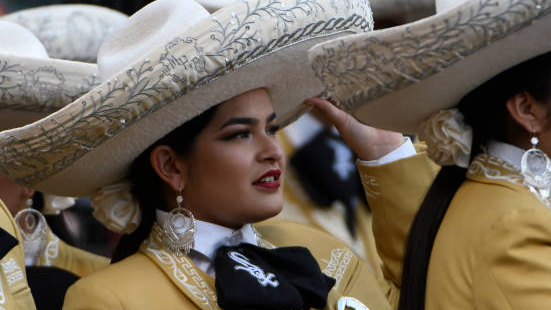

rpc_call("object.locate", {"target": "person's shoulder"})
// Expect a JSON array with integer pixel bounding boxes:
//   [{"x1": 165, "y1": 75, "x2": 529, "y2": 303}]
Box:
[
  {"x1": 256, "y1": 221, "x2": 345, "y2": 247},
  {"x1": 459, "y1": 178, "x2": 549, "y2": 219},
  {"x1": 64, "y1": 252, "x2": 161, "y2": 309},
  {"x1": 73, "y1": 252, "x2": 151, "y2": 286}
]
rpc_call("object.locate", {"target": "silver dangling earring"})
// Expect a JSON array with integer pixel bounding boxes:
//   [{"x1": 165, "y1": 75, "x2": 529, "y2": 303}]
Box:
[
  {"x1": 162, "y1": 189, "x2": 195, "y2": 256},
  {"x1": 14, "y1": 208, "x2": 47, "y2": 265},
  {"x1": 521, "y1": 133, "x2": 551, "y2": 199}
]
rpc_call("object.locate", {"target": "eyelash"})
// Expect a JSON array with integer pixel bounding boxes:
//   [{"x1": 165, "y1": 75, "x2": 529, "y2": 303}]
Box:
[{"x1": 223, "y1": 125, "x2": 280, "y2": 140}]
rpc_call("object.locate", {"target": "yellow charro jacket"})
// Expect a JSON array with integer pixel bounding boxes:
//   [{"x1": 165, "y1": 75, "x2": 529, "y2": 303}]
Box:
[
  {"x1": 63, "y1": 222, "x2": 392, "y2": 310},
  {"x1": 0, "y1": 200, "x2": 36, "y2": 310},
  {"x1": 275, "y1": 131, "x2": 381, "y2": 273},
  {"x1": 358, "y1": 151, "x2": 551, "y2": 310},
  {"x1": 35, "y1": 225, "x2": 110, "y2": 277}
]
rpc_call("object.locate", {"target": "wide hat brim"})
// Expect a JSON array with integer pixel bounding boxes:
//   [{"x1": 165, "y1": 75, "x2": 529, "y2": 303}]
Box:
[
  {"x1": 0, "y1": 0, "x2": 372, "y2": 197},
  {"x1": 0, "y1": 23, "x2": 98, "y2": 131},
  {"x1": 308, "y1": 0, "x2": 551, "y2": 133}
]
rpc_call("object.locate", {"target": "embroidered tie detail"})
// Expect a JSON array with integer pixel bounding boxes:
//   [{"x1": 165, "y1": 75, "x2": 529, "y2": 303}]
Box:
[
  {"x1": 215, "y1": 243, "x2": 335, "y2": 310},
  {"x1": 228, "y1": 251, "x2": 279, "y2": 287}
]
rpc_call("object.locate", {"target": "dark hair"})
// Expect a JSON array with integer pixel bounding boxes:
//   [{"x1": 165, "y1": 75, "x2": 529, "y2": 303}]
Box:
[
  {"x1": 111, "y1": 106, "x2": 218, "y2": 262},
  {"x1": 398, "y1": 51, "x2": 551, "y2": 310}
]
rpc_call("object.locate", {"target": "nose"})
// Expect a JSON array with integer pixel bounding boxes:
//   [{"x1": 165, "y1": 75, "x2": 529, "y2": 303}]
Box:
[{"x1": 257, "y1": 134, "x2": 284, "y2": 164}]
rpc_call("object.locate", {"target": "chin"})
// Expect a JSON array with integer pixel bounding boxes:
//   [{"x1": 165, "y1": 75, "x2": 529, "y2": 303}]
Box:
[{"x1": 248, "y1": 203, "x2": 283, "y2": 223}]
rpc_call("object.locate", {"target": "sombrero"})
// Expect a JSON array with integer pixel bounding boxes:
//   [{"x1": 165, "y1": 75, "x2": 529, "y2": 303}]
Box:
[
  {"x1": 308, "y1": 0, "x2": 551, "y2": 133},
  {"x1": 0, "y1": 21, "x2": 97, "y2": 130},
  {"x1": 1, "y1": 4, "x2": 127, "y2": 63},
  {"x1": 0, "y1": 0, "x2": 373, "y2": 197}
]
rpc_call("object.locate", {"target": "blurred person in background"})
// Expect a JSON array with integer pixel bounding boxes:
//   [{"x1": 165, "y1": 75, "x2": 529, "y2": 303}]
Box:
[{"x1": 0, "y1": 4, "x2": 127, "y2": 308}]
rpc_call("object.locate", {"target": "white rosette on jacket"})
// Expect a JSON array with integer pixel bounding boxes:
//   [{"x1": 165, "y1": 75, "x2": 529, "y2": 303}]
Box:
[
  {"x1": 419, "y1": 109, "x2": 473, "y2": 168},
  {"x1": 91, "y1": 182, "x2": 141, "y2": 234}
]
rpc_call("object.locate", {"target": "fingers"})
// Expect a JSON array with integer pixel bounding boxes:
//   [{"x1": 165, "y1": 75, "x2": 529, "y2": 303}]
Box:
[
  {"x1": 304, "y1": 97, "x2": 348, "y2": 130},
  {"x1": 305, "y1": 95, "x2": 406, "y2": 160}
]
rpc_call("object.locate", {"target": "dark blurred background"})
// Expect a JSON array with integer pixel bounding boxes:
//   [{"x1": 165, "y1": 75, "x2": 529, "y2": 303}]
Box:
[
  {"x1": 0, "y1": 0, "x2": 435, "y2": 28},
  {"x1": 0, "y1": 0, "x2": 151, "y2": 15}
]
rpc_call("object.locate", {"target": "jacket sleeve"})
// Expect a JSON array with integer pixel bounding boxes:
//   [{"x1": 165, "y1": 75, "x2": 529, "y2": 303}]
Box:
[
  {"x1": 474, "y1": 206, "x2": 551, "y2": 310},
  {"x1": 356, "y1": 152, "x2": 438, "y2": 307},
  {"x1": 63, "y1": 277, "x2": 124, "y2": 310}
]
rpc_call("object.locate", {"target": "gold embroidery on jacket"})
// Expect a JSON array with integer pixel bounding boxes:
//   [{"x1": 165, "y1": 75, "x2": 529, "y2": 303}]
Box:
[
  {"x1": 41, "y1": 229, "x2": 60, "y2": 266},
  {"x1": 1, "y1": 258, "x2": 24, "y2": 286},
  {"x1": 321, "y1": 248, "x2": 352, "y2": 289},
  {"x1": 359, "y1": 173, "x2": 380, "y2": 199},
  {"x1": 468, "y1": 154, "x2": 551, "y2": 207},
  {"x1": 144, "y1": 225, "x2": 220, "y2": 310}
]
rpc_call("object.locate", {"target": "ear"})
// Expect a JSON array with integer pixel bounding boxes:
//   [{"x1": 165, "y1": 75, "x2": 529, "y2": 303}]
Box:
[
  {"x1": 149, "y1": 145, "x2": 187, "y2": 192},
  {"x1": 506, "y1": 91, "x2": 547, "y2": 133},
  {"x1": 21, "y1": 187, "x2": 34, "y2": 201}
]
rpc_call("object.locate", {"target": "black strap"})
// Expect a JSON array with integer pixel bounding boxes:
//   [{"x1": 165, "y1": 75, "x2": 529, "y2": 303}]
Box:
[{"x1": 214, "y1": 243, "x2": 335, "y2": 310}]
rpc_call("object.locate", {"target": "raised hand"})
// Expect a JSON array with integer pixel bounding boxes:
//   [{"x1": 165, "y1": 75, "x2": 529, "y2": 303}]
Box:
[{"x1": 305, "y1": 97, "x2": 406, "y2": 161}]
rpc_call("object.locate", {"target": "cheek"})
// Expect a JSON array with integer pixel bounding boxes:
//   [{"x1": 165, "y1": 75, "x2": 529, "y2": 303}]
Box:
[{"x1": 190, "y1": 146, "x2": 253, "y2": 192}]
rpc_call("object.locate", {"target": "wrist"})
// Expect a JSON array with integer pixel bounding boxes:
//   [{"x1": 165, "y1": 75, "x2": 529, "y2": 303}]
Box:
[{"x1": 357, "y1": 135, "x2": 406, "y2": 161}]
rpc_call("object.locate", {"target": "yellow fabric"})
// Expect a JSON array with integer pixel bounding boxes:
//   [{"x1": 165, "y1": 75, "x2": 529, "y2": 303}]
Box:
[
  {"x1": 63, "y1": 222, "x2": 392, "y2": 310},
  {"x1": 357, "y1": 152, "x2": 438, "y2": 309},
  {"x1": 36, "y1": 226, "x2": 110, "y2": 277},
  {"x1": 0, "y1": 200, "x2": 36, "y2": 310},
  {"x1": 428, "y1": 154, "x2": 551, "y2": 310},
  {"x1": 275, "y1": 131, "x2": 382, "y2": 275},
  {"x1": 359, "y1": 150, "x2": 551, "y2": 310}
]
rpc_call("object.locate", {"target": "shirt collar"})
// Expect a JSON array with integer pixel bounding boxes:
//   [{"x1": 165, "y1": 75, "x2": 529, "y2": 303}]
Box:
[
  {"x1": 155, "y1": 209, "x2": 258, "y2": 261},
  {"x1": 486, "y1": 140, "x2": 525, "y2": 171}
]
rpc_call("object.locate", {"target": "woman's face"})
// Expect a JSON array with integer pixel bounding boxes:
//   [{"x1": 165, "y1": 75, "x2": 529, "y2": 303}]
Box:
[{"x1": 181, "y1": 88, "x2": 285, "y2": 228}]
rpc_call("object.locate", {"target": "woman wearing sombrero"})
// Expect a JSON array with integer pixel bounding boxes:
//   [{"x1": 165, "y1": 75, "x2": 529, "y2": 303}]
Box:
[
  {"x1": 0, "y1": 0, "x2": 395, "y2": 309},
  {"x1": 308, "y1": 0, "x2": 551, "y2": 309}
]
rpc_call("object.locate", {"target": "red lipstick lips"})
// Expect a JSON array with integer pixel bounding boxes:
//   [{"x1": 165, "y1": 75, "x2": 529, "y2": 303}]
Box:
[{"x1": 253, "y1": 169, "x2": 281, "y2": 189}]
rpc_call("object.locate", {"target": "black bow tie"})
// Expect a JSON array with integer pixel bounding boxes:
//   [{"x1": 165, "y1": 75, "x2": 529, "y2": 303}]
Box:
[{"x1": 214, "y1": 243, "x2": 335, "y2": 310}]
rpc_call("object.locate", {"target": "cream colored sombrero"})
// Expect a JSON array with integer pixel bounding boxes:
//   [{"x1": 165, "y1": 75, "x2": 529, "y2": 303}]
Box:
[
  {"x1": 0, "y1": 0, "x2": 373, "y2": 197},
  {"x1": 308, "y1": 0, "x2": 551, "y2": 133},
  {"x1": 0, "y1": 21, "x2": 97, "y2": 130},
  {"x1": 1, "y1": 4, "x2": 127, "y2": 63}
]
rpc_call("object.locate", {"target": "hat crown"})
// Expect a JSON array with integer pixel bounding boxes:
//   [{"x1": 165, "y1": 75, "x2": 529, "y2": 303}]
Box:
[
  {"x1": 435, "y1": 0, "x2": 469, "y2": 13},
  {"x1": 98, "y1": 0, "x2": 209, "y2": 82},
  {"x1": 0, "y1": 21, "x2": 48, "y2": 59},
  {"x1": 1, "y1": 4, "x2": 128, "y2": 63}
]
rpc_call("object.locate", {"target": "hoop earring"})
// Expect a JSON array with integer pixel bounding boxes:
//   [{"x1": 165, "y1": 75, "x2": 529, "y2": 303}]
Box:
[
  {"x1": 162, "y1": 189, "x2": 195, "y2": 256},
  {"x1": 521, "y1": 133, "x2": 551, "y2": 199}
]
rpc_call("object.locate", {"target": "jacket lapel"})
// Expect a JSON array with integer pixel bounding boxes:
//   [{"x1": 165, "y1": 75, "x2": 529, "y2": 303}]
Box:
[
  {"x1": 467, "y1": 154, "x2": 551, "y2": 207},
  {"x1": 140, "y1": 224, "x2": 221, "y2": 310}
]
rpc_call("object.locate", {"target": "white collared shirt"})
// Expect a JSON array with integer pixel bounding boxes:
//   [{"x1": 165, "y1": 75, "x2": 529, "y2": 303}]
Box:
[
  {"x1": 156, "y1": 210, "x2": 258, "y2": 277},
  {"x1": 358, "y1": 137, "x2": 416, "y2": 166},
  {"x1": 486, "y1": 140, "x2": 525, "y2": 171}
]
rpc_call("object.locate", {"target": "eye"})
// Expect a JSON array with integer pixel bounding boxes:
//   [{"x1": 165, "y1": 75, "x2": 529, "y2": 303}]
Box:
[
  {"x1": 223, "y1": 130, "x2": 251, "y2": 140},
  {"x1": 266, "y1": 125, "x2": 280, "y2": 136}
]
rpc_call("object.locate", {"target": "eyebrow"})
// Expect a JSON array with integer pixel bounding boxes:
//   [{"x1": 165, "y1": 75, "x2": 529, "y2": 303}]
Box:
[{"x1": 220, "y1": 112, "x2": 277, "y2": 130}]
